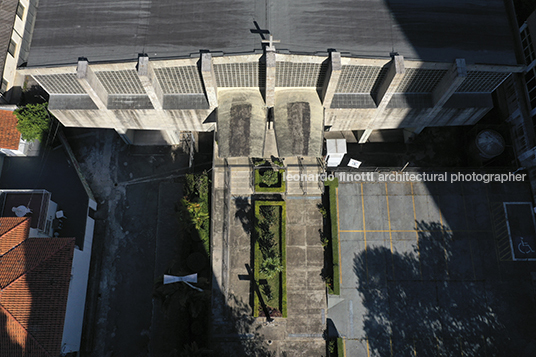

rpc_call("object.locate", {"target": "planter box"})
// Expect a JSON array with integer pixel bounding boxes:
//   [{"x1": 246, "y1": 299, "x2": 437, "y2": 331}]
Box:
[{"x1": 253, "y1": 200, "x2": 287, "y2": 318}]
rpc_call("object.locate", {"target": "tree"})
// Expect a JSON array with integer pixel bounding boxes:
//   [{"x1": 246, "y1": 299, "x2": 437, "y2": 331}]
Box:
[{"x1": 14, "y1": 103, "x2": 51, "y2": 142}]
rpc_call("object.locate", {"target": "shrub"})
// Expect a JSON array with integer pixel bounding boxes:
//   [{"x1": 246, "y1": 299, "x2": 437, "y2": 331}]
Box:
[
  {"x1": 14, "y1": 103, "x2": 51, "y2": 142},
  {"x1": 260, "y1": 205, "x2": 277, "y2": 222},
  {"x1": 317, "y1": 204, "x2": 328, "y2": 218},
  {"x1": 260, "y1": 169, "x2": 279, "y2": 186},
  {"x1": 260, "y1": 257, "x2": 283, "y2": 278}
]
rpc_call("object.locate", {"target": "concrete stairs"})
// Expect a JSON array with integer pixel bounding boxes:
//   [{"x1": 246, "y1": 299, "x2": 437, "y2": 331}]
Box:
[
  {"x1": 227, "y1": 157, "x2": 253, "y2": 196},
  {"x1": 285, "y1": 157, "x2": 324, "y2": 196},
  {"x1": 263, "y1": 122, "x2": 279, "y2": 158}
]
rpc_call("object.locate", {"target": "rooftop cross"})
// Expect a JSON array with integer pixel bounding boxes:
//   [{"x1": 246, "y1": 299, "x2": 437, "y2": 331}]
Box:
[{"x1": 261, "y1": 34, "x2": 280, "y2": 52}]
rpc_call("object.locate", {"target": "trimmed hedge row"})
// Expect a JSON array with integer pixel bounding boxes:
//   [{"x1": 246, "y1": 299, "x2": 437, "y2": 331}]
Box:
[
  {"x1": 254, "y1": 169, "x2": 286, "y2": 193},
  {"x1": 325, "y1": 178, "x2": 340, "y2": 295}
]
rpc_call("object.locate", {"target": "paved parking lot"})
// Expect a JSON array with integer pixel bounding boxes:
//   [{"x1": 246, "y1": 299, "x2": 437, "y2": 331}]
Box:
[{"x1": 328, "y1": 173, "x2": 536, "y2": 356}]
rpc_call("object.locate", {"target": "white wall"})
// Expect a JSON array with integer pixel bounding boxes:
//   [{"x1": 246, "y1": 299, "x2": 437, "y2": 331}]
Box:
[{"x1": 61, "y1": 214, "x2": 95, "y2": 353}]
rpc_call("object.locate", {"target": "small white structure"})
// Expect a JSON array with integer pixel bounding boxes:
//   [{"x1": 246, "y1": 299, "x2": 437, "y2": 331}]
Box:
[
  {"x1": 347, "y1": 159, "x2": 362, "y2": 168},
  {"x1": 325, "y1": 139, "x2": 347, "y2": 167},
  {"x1": 164, "y1": 273, "x2": 198, "y2": 284}
]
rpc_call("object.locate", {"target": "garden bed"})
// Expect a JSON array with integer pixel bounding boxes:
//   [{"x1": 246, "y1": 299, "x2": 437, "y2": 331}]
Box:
[
  {"x1": 254, "y1": 168, "x2": 286, "y2": 193},
  {"x1": 253, "y1": 158, "x2": 286, "y2": 193},
  {"x1": 178, "y1": 172, "x2": 211, "y2": 257},
  {"x1": 323, "y1": 178, "x2": 340, "y2": 295},
  {"x1": 253, "y1": 200, "x2": 287, "y2": 318}
]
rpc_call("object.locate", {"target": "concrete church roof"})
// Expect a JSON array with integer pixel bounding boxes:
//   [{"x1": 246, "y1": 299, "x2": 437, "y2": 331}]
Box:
[{"x1": 26, "y1": 0, "x2": 518, "y2": 67}]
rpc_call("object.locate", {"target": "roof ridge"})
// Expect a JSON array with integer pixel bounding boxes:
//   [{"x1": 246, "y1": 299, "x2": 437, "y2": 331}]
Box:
[
  {"x1": 3, "y1": 237, "x2": 75, "y2": 289},
  {"x1": 0, "y1": 303, "x2": 52, "y2": 357}
]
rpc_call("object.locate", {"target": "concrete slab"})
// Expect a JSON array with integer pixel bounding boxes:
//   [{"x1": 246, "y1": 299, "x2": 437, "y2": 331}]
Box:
[
  {"x1": 413, "y1": 194, "x2": 442, "y2": 225},
  {"x1": 338, "y1": 189, "x2": 364, "y2": 231},
  {"x1": 274, "y1": 89, "x2": 323, "y2": 157},
  {"x1": 217, "y1": 89, "x2": 266, "y2": 158},
  {"x1": 386, "y1": 182, "x2": 412, "y2": 196},
  {"x1": 306, "y1": 246, "x2": 324, "y2": 268},
  {"x1": 306, "y1": 269, "x2": 325, "y2": 290},
  {"x1": 287, "y1": 225, "x2": 306, "y2": 246},
  {"x1": 437, "y1": 194, "x2": 466, "y2": 231},
  {"x1": 462, "y1": 194, "x2": 492, "y2": 231},
  {"x1": 345, "y1": 339, "x2": 369, "y2": 357},
  {"x1": 340, "y1": 231, "x2": 365, "y2": 242},
  {"x1": 330, "y1": 177, "x2": 536, "y2": 355},
  {"x1": 363, "y1": 195, "x2": 389, "y2": 231},
  {"x1": 305, "y1": 226, "x2": 322, "y2": 246},
  {"x1": 387, "y1": 195, "x2": 417, "y2": 231},
  {"x1": 286, "y1": 270, "x2": 307, "y2": 291},
  {"x1": 287, "y1": 246, "x2": 307, "y2": 268},
  {"x1": 446, "y1": 237, "x2": 475, "y2": 280}
]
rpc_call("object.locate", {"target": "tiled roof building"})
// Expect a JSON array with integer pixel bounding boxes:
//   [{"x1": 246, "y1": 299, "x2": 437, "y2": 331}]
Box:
[
  {"x1": 0, "y1": 217, "x2": 75, "y2": 357},
  {"x1": 0, "y1": 110, "x2": 20, "y2": 150}
]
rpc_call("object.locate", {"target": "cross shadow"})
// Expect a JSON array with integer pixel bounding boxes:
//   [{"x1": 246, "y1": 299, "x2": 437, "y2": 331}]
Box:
[
  {"x1": 250, "y1": 21, "x2": 269, "y2": 40},
  {"x1": 245, "y1": 263, "x2": 273, "y2": 322}
]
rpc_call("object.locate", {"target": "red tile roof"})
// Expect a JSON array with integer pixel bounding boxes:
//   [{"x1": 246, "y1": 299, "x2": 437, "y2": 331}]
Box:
[
  {"x1": 0, "y1": 217, "x2": 29, "y2": 255},
  {"x1": 0, "y1": 110, "x2": 21, "y2": 150},
  {"x1": 0, "y1": 218, "x2": 75, "y2": 357}
]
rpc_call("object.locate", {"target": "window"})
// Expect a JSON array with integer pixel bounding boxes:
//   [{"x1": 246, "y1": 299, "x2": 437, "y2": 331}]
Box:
[
  {"x1": 521, "y1": 28, "x2": 536, "y2": 65},
  {"x1": 16, "y1": 2, "x2": 25, "y2": 19},
  {"x1": 8, "y1": 39, "x2": 16, "y2": 57},
  {"x1": 0, "y1": 79, "x2": 8, "y2": 93}
]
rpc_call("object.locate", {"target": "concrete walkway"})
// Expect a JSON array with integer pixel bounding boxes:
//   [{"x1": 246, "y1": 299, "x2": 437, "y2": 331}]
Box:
[{"x1": 211, "y1": 140, "x2": 327, "y2": 356}]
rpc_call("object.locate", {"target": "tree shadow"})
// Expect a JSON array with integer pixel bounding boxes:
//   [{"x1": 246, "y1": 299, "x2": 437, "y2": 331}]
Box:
[
  {"x1": 212, "y1": 293, "x2": 276, "y2": 357},
  {"x1": 353, "y1": 220, "x2": 530, "y2": 356},
  {"x1": 234, "y1": 197, "x2": 252, "y2": 235}
]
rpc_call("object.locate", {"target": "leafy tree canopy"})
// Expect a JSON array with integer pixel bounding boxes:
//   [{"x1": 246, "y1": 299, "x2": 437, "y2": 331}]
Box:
[{"x1": 14, "y1": 103, "x2": 51, "y2": 142}]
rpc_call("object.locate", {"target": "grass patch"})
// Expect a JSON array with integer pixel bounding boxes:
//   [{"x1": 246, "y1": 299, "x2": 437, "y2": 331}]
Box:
[
  {"x1": 324, "y1": 178, "x2": 340, "y2": 295},
  {"x1": 253, "y1": 200, "x2": 287, "y2": 318},
  {"x1": 254, "y1": 168, "x2": 286, "y2": 193}
]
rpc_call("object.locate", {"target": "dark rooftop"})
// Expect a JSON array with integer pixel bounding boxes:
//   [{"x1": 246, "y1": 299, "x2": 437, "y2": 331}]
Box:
[
  {"x1": 26, "y1": 0, "x2": 518, "y2": 67},
  {"x1": 0, "y1": 148, "x2": 89, "y2": 248}
]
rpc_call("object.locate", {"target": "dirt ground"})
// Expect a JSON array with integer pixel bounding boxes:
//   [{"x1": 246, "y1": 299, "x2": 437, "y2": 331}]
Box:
[{"x1": 66, "y1": 128, "x2": 209, "y2": 356}]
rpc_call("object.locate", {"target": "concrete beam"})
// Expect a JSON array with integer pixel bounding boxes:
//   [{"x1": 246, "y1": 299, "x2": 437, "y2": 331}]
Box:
[
  {"x1": 359, "y1": 56, "x2": 405, "y2": 144},
  {"x1": 432, "y1": 59, "x2": 467, "y2": 107},
  {"x1": 321, "y1": 51, "x2": 342, "y2": 108},
  {"x1": 76, "y1": 59, "x2": 107, "y2": 110},
  {"x1": 358, "y1": 129, "x2": 374, "y2": 144},
  {"x1": 265, "y1": 50, "x2": 276, "y2": 107},
  {"x1": 115, "y1": 128, "x2": 133, "y2": 145},
  {"x1": 137, "y1": 55, "x2": 163, "y2": 110},
  {"x1": 375, "y1": 55, "x2": 405, "y2": 110},
  {"x1": 424, "y1": 59, "x2": 467, "y2": 128},
  {"x1": 200, "y1": 52, "x2": 218, "y2": 109}
]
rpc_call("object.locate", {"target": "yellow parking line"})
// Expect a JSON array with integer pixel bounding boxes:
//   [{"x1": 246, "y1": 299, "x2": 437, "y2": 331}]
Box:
[
  {"x1": 411, "y1": 182, "x2": 417, "y2": 230},
  {"x1": 385, "y1": 183, "x2": 395, "y2": 278},
  {"x1": 411, "y1": 183, "x2": 423, "y2": 280},
  {"x1": 385, "y1": 183, "x2": 394, "y2": 253},
  {"x1": 361, "y1": 183, "x2": 368, "y2": 282}
]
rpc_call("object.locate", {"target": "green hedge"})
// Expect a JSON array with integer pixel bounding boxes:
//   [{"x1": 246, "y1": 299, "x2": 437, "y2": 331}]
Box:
[
  {"x1": 253, "y1": 200, "x2": 287, "y2": 318},
  {"x1": 325, "y1": 178, "x2": 340, "y2": 295},
  {"x1": 254, "y1": 169, "x2": 286, "y2": 193}
]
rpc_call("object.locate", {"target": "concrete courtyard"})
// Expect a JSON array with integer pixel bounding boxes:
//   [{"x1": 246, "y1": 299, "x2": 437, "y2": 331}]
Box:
[{"x1": 328, "y1": 172, "x2": 536, "y2": 356}]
